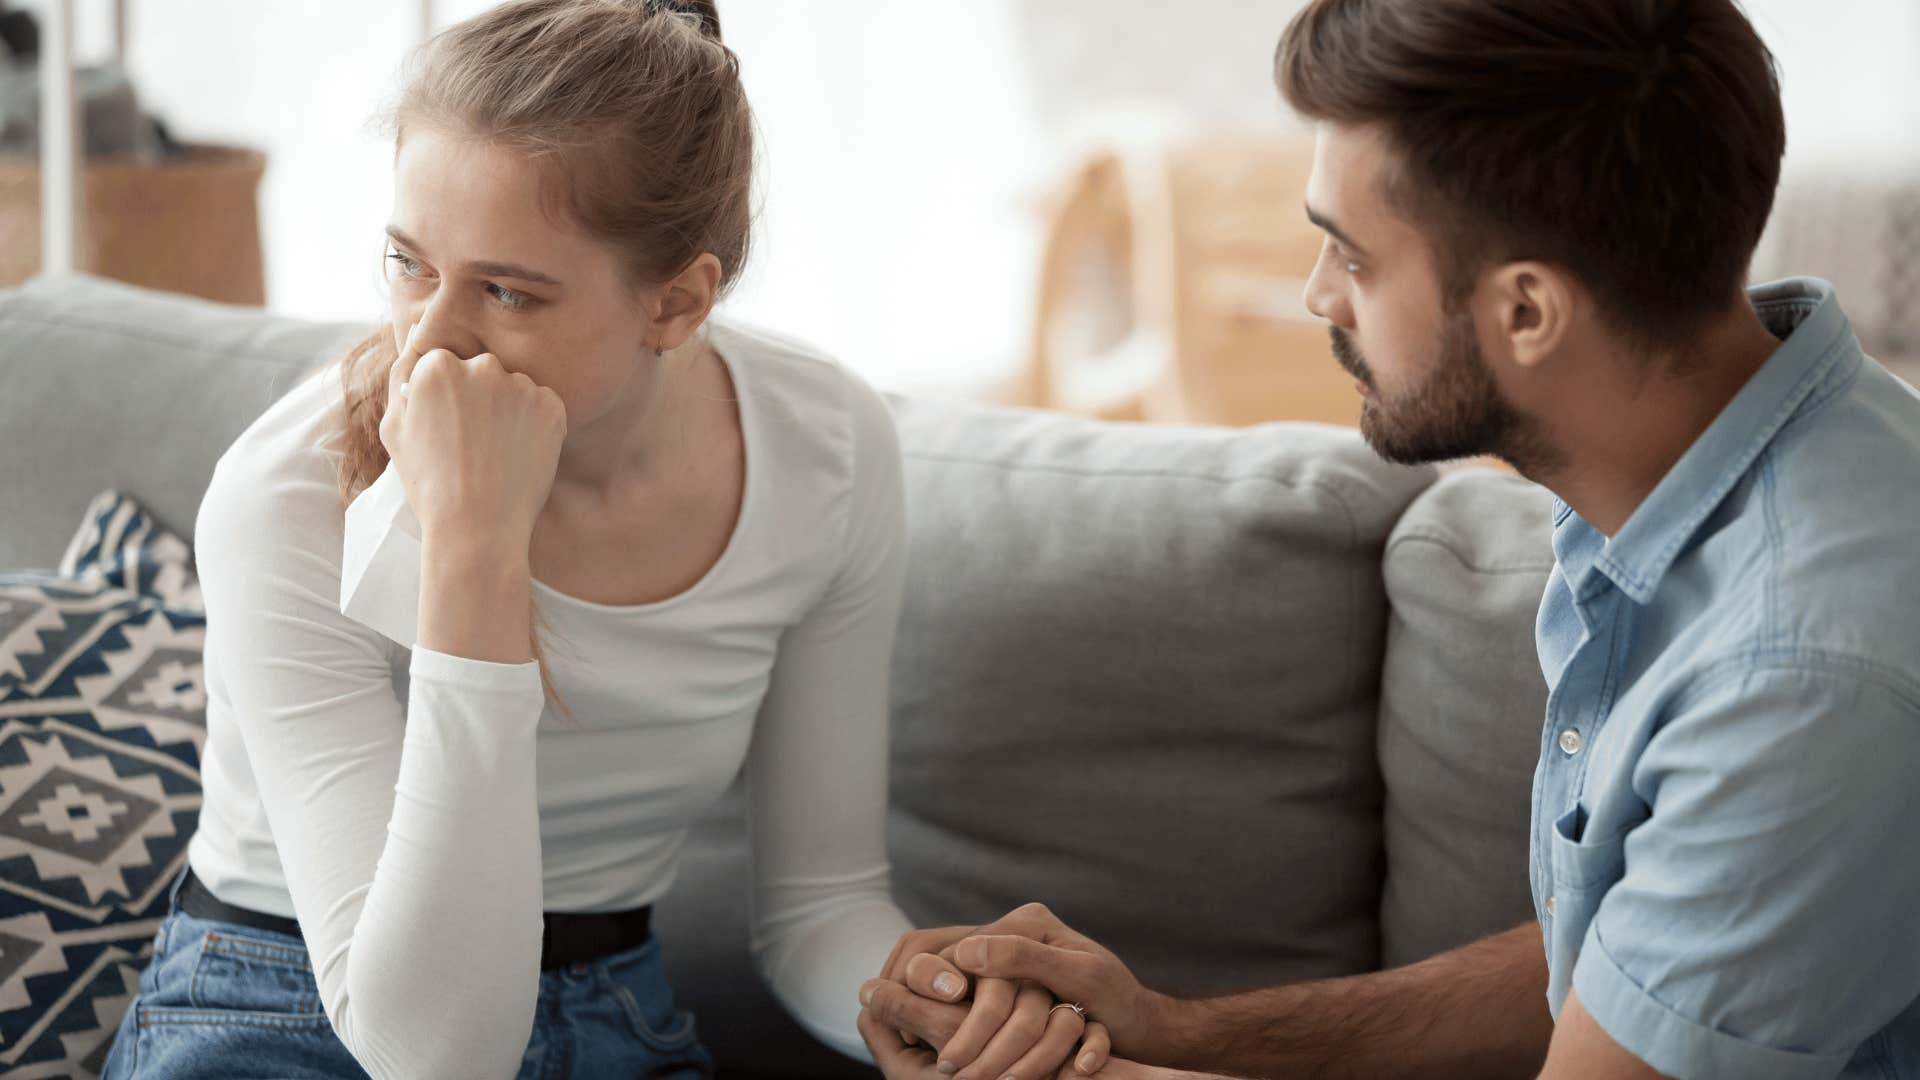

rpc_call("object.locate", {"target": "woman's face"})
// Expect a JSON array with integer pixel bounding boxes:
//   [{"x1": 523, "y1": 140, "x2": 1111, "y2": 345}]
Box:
[{"x1": 384, "y1": 126, "x2": 653, "y2": 428}]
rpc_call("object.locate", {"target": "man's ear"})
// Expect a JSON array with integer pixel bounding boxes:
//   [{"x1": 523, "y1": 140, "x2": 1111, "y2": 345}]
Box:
[
  {"x1": 1483, "y1": 262, "x2": 1577, "y2": 371},
  {"x1": 648, "y1": 252, "x2": 723, "y2": 352}
]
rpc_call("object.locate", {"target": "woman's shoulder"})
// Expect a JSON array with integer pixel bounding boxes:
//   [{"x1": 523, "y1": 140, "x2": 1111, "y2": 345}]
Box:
[
  {"x1": 195, "y1": 362, "x2": 354, "y2": 569},
  {"x1": 707, "y1": 314, "x2": 899, "y2": 475}
]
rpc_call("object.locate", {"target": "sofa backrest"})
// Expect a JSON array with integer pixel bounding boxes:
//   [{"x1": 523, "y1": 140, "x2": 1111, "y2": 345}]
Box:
[
  {"x1": 0, "y1": 274, "x2": 364, "y2": 569},
  {"x1": 1377, "y1": 469, "x2": 1557, "y2": 968},
  {"x1": 876, "y1": 399, "x2": 1439, "y2": 991}
]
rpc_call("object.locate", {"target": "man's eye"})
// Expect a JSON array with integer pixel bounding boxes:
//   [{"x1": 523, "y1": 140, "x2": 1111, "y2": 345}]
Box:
[{"x1": 1324, "y1": 239, "x2": 1360, "y2": 275}]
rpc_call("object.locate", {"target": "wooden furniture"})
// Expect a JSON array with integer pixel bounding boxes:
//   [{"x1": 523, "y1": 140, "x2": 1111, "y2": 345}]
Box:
[
  {"x1": 1, "y1": 145, "x2": 267, "y2": 304},
  {"x1": 1007, "y1": 130, "x2": 1365, "y2": 430}
]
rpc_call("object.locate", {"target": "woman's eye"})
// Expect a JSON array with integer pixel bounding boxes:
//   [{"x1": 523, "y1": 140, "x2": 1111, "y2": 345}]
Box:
[
  {"x1": 385, "y1": 251, "x2": 528, "y2": 310},
  {"x1": 487, "y1": 283, "x2": 531, "y2": 310}
]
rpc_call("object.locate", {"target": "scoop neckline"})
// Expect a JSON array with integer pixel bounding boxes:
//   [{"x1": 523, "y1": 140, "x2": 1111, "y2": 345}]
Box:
[{"x1": 528, "y1": 322, "x2": 754, "y2": 616}]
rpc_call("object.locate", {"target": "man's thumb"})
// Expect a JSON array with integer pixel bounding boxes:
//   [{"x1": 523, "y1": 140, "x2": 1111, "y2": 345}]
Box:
[{"x1": 955, "y1": 935, "x2": 1094, "y2": 999}]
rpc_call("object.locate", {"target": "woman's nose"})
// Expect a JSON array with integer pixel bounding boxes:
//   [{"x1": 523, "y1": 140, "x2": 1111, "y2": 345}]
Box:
[{"x1": 403, "y1": 294, "x2": 481, "y2": 359}]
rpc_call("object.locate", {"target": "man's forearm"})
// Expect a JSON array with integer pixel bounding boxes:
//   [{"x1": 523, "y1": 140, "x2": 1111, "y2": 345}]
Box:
[{"x1": 1152, "y1": 922, "x2": 1552, "y2": 1079}]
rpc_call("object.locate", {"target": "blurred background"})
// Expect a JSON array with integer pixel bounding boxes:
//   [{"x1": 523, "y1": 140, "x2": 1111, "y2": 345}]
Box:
[{"x1": 4, "y1": 0, "x2": 1916, "y2": 426}]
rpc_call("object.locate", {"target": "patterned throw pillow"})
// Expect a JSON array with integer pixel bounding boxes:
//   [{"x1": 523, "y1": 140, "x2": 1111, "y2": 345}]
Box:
[{"x1": 0, "y1": 492, "x2": 206, "y2": 1079}]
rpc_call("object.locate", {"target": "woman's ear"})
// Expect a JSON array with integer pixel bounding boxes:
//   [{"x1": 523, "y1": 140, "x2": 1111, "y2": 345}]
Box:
[
  {"x1": 649, "y1": 253, "x2": 724, "y2": 352},
  {"x1": 1486, "y1": 262, "x2": 1577, "y2": 371}
]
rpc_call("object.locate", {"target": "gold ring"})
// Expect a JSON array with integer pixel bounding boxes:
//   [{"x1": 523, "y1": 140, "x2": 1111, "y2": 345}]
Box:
[{"x1": 1049, "y1": 1002, "x2": 1086, "y2": 1019}]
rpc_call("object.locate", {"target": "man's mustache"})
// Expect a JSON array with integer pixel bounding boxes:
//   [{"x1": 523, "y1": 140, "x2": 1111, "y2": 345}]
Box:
[{"x1": 1330, "y1": 327, "x2": 1373, "y2": 386}]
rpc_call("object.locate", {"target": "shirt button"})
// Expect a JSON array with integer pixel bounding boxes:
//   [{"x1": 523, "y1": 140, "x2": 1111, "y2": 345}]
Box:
[
  {"x1": 1559, "y1": 729, "x2": 1583, "y2": 755},
  {"x1": 1547, "y1": 895, "x2": 1556, "y2": 916}
]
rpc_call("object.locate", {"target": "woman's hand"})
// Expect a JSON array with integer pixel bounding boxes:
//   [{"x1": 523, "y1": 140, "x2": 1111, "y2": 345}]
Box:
[
  {"x1": 883, "y1": 904, "x2": 1168, "y2": 1065},
  {"x1": 380, "y1": 322, "x2": 568, "y2": 550},
  {"x1": 860, "y1": 977, "x2": 1111, "y2": 1080},
  {"x1": 872, "y1": 921, "x2": 1111, "y2": 1079}
]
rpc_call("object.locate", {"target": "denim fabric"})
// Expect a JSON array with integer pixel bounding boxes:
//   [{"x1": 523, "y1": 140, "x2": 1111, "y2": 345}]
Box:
[
  {"x1": 100, "y1": 866, "x2": 714, "y2": 1079},
  {"x1": 1531, "y1": 278, "x2": 1920, "y2": 1079}
]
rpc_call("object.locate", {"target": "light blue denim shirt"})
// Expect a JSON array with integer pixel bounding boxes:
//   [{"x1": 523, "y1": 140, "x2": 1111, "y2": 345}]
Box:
[{"x1": 1532, "y1": 277, "x2": 1920, "y2": 1079}]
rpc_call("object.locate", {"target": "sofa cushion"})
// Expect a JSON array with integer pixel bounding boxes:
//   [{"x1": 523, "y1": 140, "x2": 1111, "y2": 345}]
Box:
[
  {"x1": 0, "y1": 274, "x2": 364, "y2": 570},
  {"x1": 0, "y1": 491, "x2": 207, "y2": 1078},
  {"x1": 883, "y1": 400, "x2": 1437, "y2": 993},
  {"x1": 1377, "y1": 468, "x2": 1556, "y2": 969}
]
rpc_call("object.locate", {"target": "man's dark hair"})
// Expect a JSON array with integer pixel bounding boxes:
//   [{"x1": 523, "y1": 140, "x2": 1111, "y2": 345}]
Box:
[{"x1": 1277, "y1": 0, "x2": 1786, "y2": 352}]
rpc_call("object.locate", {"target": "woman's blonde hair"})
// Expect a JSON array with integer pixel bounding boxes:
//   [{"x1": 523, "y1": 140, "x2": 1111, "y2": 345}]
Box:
[{"x1": 325, "y1": 0, "x2": 755, "y2": 717}]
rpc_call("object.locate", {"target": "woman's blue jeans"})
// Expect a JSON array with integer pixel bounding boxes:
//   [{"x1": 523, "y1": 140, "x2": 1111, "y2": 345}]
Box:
[{"x1": 100, "y1": 866, "x2": 714, "y2": 1079}]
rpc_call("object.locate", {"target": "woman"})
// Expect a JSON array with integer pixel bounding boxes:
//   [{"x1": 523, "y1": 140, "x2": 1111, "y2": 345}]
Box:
[{"x1": 100, "y1": 2, "x2": 1085, "y2": 1077}]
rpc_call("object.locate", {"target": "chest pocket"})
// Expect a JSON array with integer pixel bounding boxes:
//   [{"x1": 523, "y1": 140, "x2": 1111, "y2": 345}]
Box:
[{"x1": 1545, "y1": 802, "x2": 1627, "y2": 1011}]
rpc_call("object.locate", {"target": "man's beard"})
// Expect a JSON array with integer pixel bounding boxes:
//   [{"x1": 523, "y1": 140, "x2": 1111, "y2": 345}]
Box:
[{"x1": 1330, "y1": 308, "x2": 1551, "y2": 471}]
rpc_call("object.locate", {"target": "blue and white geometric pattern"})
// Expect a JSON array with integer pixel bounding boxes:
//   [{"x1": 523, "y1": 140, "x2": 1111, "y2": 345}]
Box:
[{"x1": 0, "y1": 491, "x2": 205, "y2": 1079}]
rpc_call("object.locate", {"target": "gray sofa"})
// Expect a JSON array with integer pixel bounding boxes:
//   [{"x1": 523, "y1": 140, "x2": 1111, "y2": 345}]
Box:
[{"x1": 0, "y1": 273, "x2": 1557, "y2": 1076}]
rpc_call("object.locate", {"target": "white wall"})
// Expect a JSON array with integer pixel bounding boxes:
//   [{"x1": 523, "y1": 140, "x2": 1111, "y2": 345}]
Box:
[
  {"x1": 1744, "y1": 0, "x2": 1920, "y2": 168},
  {"x1": 63, "y1": 0, "x2": 1917, "y2": 391},
  {"x1": 75, "y1": 0, "x2": 412, "y2": 327},
  {"x1": 77, "y1": 0, "x2": 1054, "y2": 395}
]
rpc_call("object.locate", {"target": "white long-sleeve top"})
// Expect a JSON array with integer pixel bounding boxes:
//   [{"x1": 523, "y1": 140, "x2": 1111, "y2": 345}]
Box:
[{"x1": 185, "y1": 316, "x2": 914, "y2": 1079}]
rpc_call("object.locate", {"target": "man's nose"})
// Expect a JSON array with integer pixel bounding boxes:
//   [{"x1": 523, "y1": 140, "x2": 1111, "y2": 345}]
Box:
[{"x1": 1301, "y1": 248, "x2": 1345, "y2": 326}]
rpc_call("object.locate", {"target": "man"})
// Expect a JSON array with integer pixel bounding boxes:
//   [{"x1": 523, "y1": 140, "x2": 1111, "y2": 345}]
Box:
[{"x1": 858, "y1": 1, "x2": 1920, "y2": 1077}]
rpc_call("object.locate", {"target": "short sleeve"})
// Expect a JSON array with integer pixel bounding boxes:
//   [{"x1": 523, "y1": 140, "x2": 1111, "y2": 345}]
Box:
[{"x1": 1574, "y1": 662, "x2": 1920, "y2": 1079}]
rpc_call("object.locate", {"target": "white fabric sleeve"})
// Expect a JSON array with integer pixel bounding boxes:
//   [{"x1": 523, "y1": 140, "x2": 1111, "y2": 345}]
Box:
[
  {"x1": 744, "y1": 378, "x2": 916, "y2": 1061},
  {"x1": 193, "y1": 451, "x2": 548, "y2": 1080}
]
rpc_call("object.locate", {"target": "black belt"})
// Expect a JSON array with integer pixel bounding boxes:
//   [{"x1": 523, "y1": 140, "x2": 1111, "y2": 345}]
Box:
[{"x1": 175, "y1": 865, "x2": 653, "y2": 971}]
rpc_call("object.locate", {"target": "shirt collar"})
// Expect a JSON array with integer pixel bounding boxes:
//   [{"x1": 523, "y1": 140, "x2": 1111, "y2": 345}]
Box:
[{"x1": 1552, "y1": 277, "x2": 1859, "y2": 606}]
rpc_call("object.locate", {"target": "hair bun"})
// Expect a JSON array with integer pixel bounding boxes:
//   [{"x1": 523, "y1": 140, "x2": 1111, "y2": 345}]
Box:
[{"x1": 647, "y1": 0, "x2": 722, "y2": 40}]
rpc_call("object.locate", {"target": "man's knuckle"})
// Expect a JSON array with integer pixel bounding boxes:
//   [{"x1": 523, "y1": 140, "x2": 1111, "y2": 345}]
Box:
[{"x1": 1012, "y1": 937, "x2": 1049, "y2": 965}]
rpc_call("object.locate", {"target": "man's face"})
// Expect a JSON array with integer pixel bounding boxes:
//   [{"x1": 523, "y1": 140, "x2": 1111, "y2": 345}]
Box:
[{"x1": 1301, "y1": 123, "x2": 1528, "y2": 465}]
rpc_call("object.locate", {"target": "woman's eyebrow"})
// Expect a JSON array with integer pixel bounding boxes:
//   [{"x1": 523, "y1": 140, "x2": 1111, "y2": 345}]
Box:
[{"x1": 384, "y1": 225, "x2": 562, "y2": 286}]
